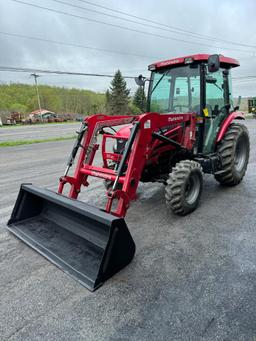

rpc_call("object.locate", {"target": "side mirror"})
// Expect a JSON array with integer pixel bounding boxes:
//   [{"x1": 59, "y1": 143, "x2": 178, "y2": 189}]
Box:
[
  {"x1": 234, "y1": 95, "x2": 242, "y2": 111},
  {"x1": 208, "y1": 54, "x2": 220, "y2": 73},
  {"x1": 135, "y1": 74, "x2": 146, "y2": 86},
  {"x1": 237, "y1": 95, "x2": 242, "y2": 107}
]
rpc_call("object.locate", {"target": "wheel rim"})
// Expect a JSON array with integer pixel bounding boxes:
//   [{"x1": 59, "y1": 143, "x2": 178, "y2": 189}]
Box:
[
  {"x1": 185, "y1": 173, "x2": 200, "y2": 205},
  {"x1": 235, "y1": 136, "x2": 247, "y2": 172}
]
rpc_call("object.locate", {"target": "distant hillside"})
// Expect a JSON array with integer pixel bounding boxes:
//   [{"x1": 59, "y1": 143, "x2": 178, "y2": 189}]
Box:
[
  {"x1": 0, "y1": 83, "x2": 106, "y2": 115},
  {"x1": 0, "y1": 84, "x2": 252, "y2": 116}
]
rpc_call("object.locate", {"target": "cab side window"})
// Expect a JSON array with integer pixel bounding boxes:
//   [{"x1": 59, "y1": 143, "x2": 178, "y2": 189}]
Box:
[{"x1": 206, "y1": 69, "x2": 225, "y2": 115}]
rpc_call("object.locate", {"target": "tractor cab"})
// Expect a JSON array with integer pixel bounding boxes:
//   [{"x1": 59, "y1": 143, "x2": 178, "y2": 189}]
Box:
[{"x1": 145, "y1": 54, "x2": 240, "y2": 153}]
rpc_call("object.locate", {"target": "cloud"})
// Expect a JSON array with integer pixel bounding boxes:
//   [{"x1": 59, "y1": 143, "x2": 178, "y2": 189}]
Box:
[{"x1": 0, "y1": 0, "x2": 255, "y2": 96}]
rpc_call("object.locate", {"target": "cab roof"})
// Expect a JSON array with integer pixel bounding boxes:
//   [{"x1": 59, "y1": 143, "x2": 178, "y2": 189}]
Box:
[{"x1": 148, "y1": 54, "x2": 240, "y2": 71}]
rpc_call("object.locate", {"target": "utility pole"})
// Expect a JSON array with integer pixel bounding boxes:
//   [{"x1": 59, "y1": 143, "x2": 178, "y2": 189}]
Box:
[{"x1": 31, "y1": 73, "x2": 42, "y2": 121}]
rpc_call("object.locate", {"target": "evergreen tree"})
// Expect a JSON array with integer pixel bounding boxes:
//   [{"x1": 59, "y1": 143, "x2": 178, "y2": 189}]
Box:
[
  {"x1": 108, "y1": 70, "x2": 130, "y2": 115},
  {"x1": 133, "y1": 86, "x2": 146, "y2": 112},
  {"x1": 105, "y1": 89, "x2": 111, "y2": 113}
]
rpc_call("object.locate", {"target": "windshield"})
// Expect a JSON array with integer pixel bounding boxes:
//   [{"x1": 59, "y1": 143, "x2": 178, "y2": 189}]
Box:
[{"x1": 149, "y1": 65, "x2": 200, "y2": 114}]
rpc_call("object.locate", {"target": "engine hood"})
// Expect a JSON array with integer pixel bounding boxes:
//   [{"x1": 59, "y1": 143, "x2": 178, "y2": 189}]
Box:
[{"x1": 115, "y1": 125, "x2": 132, "y2": 138}]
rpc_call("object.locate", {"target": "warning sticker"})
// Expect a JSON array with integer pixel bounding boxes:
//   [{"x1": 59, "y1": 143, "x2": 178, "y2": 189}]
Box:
[
  {"x1": 203, "y1": 108, "x2": 209, "y2": 117},
  {"x1": 144, "y1": 120, "x2": 151, "y2": 129}
]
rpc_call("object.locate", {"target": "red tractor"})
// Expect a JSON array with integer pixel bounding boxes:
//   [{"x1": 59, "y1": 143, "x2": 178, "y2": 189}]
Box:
[{"x1": 7, "y1": 54, "x2": 250, "y2": 291}]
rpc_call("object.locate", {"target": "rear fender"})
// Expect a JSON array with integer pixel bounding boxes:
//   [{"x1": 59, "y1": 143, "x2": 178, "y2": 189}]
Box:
[{"x1": 216, "y1": 111, "x2": 245, "y2": 143}]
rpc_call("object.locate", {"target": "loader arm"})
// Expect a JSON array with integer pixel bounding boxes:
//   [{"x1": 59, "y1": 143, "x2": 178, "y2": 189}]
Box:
[
  {"x1": 58, "y1": 112, "x2": 196, "y2": 218},
  {"x1": 7, "y1": 112, "x2": 196, "y2": 291}
]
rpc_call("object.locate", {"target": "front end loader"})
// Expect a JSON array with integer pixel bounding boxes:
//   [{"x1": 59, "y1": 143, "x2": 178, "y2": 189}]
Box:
[{"x1": 7, "y1": 54, "x2": 250, "y2": 291}]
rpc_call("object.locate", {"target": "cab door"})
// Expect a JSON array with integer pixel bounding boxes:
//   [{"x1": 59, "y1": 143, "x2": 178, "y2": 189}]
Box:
[{"x1": 203, "y1": 68, "x2": 232, "y2": 153}]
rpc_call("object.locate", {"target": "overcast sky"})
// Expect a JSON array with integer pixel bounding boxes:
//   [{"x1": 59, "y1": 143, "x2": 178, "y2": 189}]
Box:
[{"x1": 0, "y1": 0, "x2": 255, "y2": 97}]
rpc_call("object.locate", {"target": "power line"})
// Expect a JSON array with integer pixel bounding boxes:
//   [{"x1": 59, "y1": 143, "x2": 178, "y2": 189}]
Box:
[
  {"x1": 233, "y1": 76, "x2": 256, "y2": 80},
  {"x1": 9, "y1": 0, "x2": 256, "y2": 54},
  {"x1": 3, "y1": 66, "x2": 255, "y2": 85},
  {"x1": 75, "y1": 0, "x2": 255, "y2": 47},
  {"x1": 1, "y1": 66, "x2": 254, "y2": 82},
  {"x1": 0, "y1": 31, "x2": 158, "y2": 60},
  {"x1": 0, "y1": 65, "x2": 136, "y2": 79},
  {"x1": 1, "y1": 29, "x2": 252, "y2": 68},
  {"x1": 233, "y1": 79, "x2": 256, "y2": 82},
  {"x1": 50, "y1": 0, "x2": 256, "y2": 49}
]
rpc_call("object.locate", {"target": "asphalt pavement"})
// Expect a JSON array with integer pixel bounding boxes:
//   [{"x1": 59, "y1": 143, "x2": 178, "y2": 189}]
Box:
[
  {"x1": 0, "y1": 122, "x2": 80, "y2": 141},
  {"x1": 0, "y1": 120, "x2": 256, "y2": 340}
]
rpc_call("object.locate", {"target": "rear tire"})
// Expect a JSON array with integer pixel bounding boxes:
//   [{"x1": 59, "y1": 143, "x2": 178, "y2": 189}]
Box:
[
  {"x1": 214, "y1": 123, "x2": 249, "y2": 186},
  {"x1": 165, "y1": 160, "x2": 203, "y2": 216}
]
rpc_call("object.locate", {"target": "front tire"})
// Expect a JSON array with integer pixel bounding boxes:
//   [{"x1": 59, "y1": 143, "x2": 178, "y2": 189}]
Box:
[
  {"x1": 214, "y1": 123, "x2": 250, "y2": 186},
  {"x1": 165, "y1": 160, "x2": 203, "y2": 216}
]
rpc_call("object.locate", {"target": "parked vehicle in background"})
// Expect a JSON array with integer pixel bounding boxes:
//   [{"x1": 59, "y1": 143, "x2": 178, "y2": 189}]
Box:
[
  {"x1": 29, "y1": 109, "x2": 57, "y2": 122},
  {"x1": 248, "y1": 98, "x2": 256, "y2": 117},
  {"x1": 0, "y1": 111, "x2": 24, "y2": 125}
]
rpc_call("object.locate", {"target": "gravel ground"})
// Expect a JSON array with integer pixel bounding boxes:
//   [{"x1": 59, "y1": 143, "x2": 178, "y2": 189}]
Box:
[{"x1": 0, "y1": 120, "x2": 256, "y2": 341}]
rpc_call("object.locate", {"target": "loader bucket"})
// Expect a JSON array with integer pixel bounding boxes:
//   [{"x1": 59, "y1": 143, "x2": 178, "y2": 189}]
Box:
[{"x1": 7, "y1": 184, "x2": 135, "y2": 291}]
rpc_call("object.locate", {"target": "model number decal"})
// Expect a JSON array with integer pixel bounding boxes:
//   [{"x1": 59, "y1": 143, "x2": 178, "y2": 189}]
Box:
[{"x1": 168, "y1": 116, "x2": 183, "y2": 122}]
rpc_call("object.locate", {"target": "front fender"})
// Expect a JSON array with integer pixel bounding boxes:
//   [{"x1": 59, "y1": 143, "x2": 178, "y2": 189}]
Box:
[{"x1": 216, "y1": 111, "x2": 245, "y2": 143}]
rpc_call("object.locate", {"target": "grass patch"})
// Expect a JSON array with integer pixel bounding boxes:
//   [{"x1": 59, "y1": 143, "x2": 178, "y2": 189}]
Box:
[
  {"x1": 0, "y1": 135, "x2": 76, "y2": 147},
  {"x1": 0, "y1": 121, "x2": 78, "y2": 128}
]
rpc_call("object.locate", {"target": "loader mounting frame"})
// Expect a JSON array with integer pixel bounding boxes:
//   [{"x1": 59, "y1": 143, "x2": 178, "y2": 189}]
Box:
[{"x1": 58, "y1": 113, "x2": 196, "y2": 218}]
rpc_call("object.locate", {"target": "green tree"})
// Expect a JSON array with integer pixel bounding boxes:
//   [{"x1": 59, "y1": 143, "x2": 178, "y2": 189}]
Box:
[
  {"x1": 105, "y1": 89, "x2": 111, "y2": 113},
  {"x1": 107, "y1": 70, "x2": 130, "y2": 115},
  {"x1": 0, "y1": 83, "x2": 106, "y2": 116},
  {"x1": 128, "y1": 103, "x2": 141, "y2": 115},
  {"x1": 9, "y1": 103, "x2": 28, "y2": 112},
  {"x1": 133, "y1": 86, "x2": 146, "y2": 112}
]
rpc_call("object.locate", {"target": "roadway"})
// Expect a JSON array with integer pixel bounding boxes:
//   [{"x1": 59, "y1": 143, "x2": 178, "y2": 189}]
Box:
[
  {"x1": 0, "y1": 120, "x2": 256, "y2": 340},
  {"x1": 0, "y1": 122, "x2": 80, "y2": 141}
]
